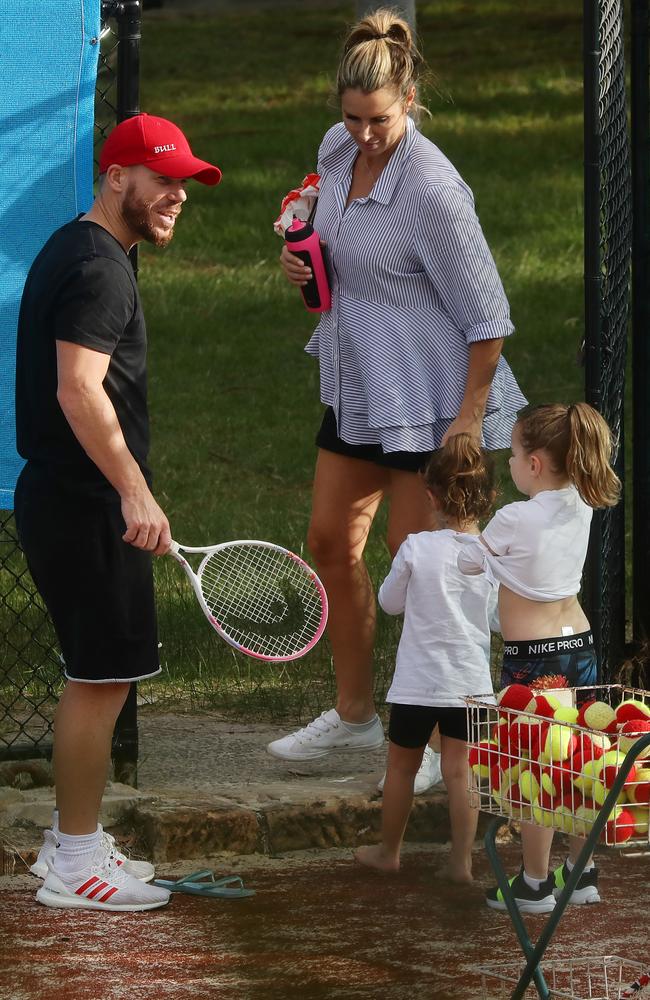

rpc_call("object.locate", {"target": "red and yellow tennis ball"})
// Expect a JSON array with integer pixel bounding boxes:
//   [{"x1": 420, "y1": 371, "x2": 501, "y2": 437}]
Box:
[
  {"x1": 598, "y1": 750, "x2": 637, "y2": 790},
  {"x1": 497, "y1": 684, "x2": 536, "y2": 716},
  {"x1": 627, "y1": 804, "x2": 650, "y2": 837},
  {"x1": 602, "y1": 806, "x2": 636, "y2": 845},
  {"x1": 531, "y1": 790, "x2": 556, "y2": 828},
  {"x1": 573, "y1": 757, "x2": 604, "y2": 797},
  {"x1": 572, "y1": 733, "x2": 605, "y2": 766},
  {"x1": 534, "y1": 693, "x2": 562, "y2": 719},
  {"x1": 576, "y1": 701, "x2": 616, "y2": 731},
  {"x1": 625, "y1": 766, "x2": 650, "y2": 805},
  {"x1": 614, "y1": 699, "x2": 650, "y2": 725},
  {"x1": 573, "y1": 800, "x2": 598, "y2": 836},
  {"x1": 540, "y1": 723, "x2": 577, "y2": 763},
  {"x1": 469, "y1": 740, "x2": 498, "y2": 778},
  {"x1": 618, "y1": 719, "x2": 650, "y2": 758}
]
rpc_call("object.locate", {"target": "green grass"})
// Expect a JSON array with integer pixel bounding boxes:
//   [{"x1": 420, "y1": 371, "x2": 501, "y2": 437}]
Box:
[
  {"x1": 4, "y1": 2, "x2": 597, "y2": 724},
  {"x1": 128, "y1": 1, "x2": 592, "y2": 718}
]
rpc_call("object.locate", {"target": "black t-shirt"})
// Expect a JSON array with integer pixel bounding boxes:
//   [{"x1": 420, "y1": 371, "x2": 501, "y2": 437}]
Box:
[{"x1": 15, "y1": 219, "x2": 151, "y2": 500}]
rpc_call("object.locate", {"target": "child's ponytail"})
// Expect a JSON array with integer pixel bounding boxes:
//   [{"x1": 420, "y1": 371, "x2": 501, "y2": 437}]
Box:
[
  {"x1": 516, "y1": 402, "x2": 621, "y2": 509},
  {"x1": 566, "y1": 402, "x2": 621, "y2": 508},
  {"x1": 423, "y1": 434, "x2": 495, "y2": 526}
]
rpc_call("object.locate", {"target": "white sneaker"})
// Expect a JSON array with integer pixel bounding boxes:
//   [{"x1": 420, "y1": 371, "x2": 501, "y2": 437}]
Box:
[
  {"x1": 267, "y1": 709, "x2": 385, "y2": 761},
  {"x1": 377, "y1": 746, "x2": 444, "y2": 795},
  {"x1": 30, "y1": 825, "x2": 155, "y2": 883},
  {"x1": 36, "y1": 847, "x2": 170, "y2": 912}
]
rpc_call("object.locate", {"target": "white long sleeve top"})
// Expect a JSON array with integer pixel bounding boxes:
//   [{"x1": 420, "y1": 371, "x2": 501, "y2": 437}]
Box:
[{"x1": 379, "y1": 529, "x2": 496, "y2": 707}]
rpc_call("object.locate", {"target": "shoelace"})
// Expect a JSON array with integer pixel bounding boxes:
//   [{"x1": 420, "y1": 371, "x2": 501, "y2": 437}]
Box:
[{"x1": 295, "y1": 712, "x2": 338, "y2": 742}]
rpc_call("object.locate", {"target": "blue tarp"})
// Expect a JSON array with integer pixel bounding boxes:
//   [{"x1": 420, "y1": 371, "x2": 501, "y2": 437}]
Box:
[{"x1": 0, "y1": 0, "x2": 100, "y2": 509}]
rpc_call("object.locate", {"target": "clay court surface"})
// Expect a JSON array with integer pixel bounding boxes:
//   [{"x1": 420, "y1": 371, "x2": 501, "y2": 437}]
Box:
[{"x1": 1, "y1": 842, "x2": 648, "y2": 1000}]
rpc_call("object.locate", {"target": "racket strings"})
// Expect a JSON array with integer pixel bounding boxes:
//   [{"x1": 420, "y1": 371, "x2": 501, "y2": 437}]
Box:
[{"x1": 199, "y1": 545, "x2": 324, "y2": 657}]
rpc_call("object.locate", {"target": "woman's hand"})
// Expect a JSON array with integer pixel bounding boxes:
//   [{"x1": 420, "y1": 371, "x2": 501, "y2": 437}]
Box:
[
  {"x1": 441, "y1": 414, "x2": 483, "y2": 445},
  {"x1": 280, "y1": 244, "x2": 311, "y2": 286}
]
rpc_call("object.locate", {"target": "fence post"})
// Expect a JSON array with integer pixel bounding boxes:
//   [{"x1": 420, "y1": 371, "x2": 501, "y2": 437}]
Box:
[
  {"x1": 632, "y1": 0, "x2": 650, "y2": 648},
  {"x1": 582, "y1": 0, "x2": 630, "y2": 681},
  {"x1": 110, "y1": 0, "x2": 142, "y2": 786}
]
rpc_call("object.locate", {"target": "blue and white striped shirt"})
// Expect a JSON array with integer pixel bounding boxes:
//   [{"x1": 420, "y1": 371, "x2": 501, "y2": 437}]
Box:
[{"x1": 307, "y1": 117, "x2": 527, "y2": 452}]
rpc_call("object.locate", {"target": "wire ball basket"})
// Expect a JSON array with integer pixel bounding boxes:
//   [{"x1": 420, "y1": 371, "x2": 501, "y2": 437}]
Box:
[
  {"x1": 477, "y1": 954, "x2": 650, "y2": 999},
  {"x1": 465, "y1": 685, "x2": 650, "y2": 848}
]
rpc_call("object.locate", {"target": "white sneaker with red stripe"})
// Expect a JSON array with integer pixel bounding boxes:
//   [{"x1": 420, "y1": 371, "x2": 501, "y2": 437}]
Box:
[
  {"x1": 30, "y1": 825, "x2": 155, "y2": 883},
  {"x1": 36, "y1": 848, "x2": 170, "y2": 911}
]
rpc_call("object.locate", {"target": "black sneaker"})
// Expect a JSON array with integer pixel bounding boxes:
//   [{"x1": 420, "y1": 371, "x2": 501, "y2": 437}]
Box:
[
  {"x1": 552, "y1": 861, "x2": 601, "y2": 905},
  {"x1": 486, "y1": 868, "x2": 556, "y2": 914}
]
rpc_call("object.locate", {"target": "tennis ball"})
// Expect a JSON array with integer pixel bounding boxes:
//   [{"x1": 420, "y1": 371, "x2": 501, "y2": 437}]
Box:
[
  {"x1": 535, "y1": 694, "x2": 562, "y2": 719},
  {"x1": 469, "y1": 740, "x2": 499, "y2": 779},
  {"x1": 573, "y1": 800, "x2": 598, "y2": 836},
  {"x1": 519, "y1": 768, "x2": 541, "y2": 803},
  {"x1": 615, "y1": 699, "x2": 650, "y2": 724},
  {"x1": 599, "y1": 750, "x2": 637, "y2": 790},
  {"x1": 573, "y1": 733, "x2": 604, "y2": 765},
  {"x1": 625, "y1": 766, "x2": 650, "y2": 805},
  {"x1": 603, "y1": 806, "x2": 635, "y2": 845},
  {"x1": 531, "y1": 794, "x2": 555, "y2": 828},
  {"x1": 497, "y1": 684, "x2": 536, "y2": 718},
  {"x1": 592, "y1": 778, "x2": 627, "y2": 807},
  {"x1": 577, "y1": 701, "x2": 616, "y2": 731},
  {"x1": 627, "y1": 804, "x2": 650, "y2": 837},
  {"x1": 553, "y1": 803, "x2": 576, "y2": 835},
  {"x1": 618, "y1": 720, "x2": 650, "y2": 758},
  {"x1": 553, "y1": 705, "x2": 580, "y2": 725},
  {"x1": 540, "y1": 724, "x2": 577, "y2": 763},
  {"x1": 573, "y1": 757, "x2": 603, "y2": 797}
]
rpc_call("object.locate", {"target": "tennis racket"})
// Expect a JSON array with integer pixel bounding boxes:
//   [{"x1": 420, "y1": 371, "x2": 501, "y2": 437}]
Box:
[{"x1": 168, "y1": 539, "x2": 328, "y2": 662}]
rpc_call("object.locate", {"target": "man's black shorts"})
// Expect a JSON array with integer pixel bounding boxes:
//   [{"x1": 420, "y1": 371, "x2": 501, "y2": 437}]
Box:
[{"x1": 14, "y1": 467, "x2": 160, "y2": 683}]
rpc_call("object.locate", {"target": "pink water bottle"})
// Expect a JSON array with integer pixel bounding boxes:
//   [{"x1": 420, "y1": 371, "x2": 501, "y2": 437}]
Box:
[{"x1": 284, "y1": 219, "x2": 331, "y2": 313}]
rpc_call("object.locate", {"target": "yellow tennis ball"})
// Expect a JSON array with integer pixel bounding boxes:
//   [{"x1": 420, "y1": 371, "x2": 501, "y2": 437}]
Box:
[
  {"x1": 573, "y1": 758, "x2": 602, "y2": 797},
  {"x1": 541, "y1": 724, "x2": 576, "y2": 763},
  {"x1": 519, "y1": 769, "x2": 540, "y2": 803},
  {"x1": 553, "y1": 706, "x2": 579, "y2": 724}
]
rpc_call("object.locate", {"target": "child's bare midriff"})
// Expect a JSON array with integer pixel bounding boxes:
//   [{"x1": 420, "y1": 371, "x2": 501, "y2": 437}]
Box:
[{"x1": 498, "y1": 586, "x2": 591, "y2": 641}]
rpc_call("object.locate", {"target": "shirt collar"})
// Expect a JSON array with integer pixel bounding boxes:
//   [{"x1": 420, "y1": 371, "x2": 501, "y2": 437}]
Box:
[{"x1": 333, "y1": 116, "x2": 417, "y2": 205}]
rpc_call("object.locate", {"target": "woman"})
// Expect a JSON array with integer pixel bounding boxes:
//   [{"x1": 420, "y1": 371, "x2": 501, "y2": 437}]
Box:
[{"x1": 267, "y1": 9, "x2": 526, "y2": 788}]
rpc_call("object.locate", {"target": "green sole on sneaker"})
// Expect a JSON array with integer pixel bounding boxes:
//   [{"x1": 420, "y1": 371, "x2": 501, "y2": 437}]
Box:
[{"x1": 486, "y1": 895, "x2": 556, "y2": 914}]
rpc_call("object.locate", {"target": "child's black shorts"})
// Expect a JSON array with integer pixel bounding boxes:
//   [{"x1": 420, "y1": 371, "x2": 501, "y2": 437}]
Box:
[
  {"x1": 14, "y1": 469, "x2": 161, "y2": 684},
  {"x1": 388, "y1": 703, "x2": 469, "y2": 748}
]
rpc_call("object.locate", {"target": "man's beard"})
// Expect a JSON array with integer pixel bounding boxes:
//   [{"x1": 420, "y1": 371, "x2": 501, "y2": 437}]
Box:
[{"x1": 122, "y1": 186, "x2": 175, "y2": 248}]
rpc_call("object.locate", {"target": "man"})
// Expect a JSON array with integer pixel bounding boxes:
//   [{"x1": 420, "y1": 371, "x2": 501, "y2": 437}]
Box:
[{"x1": 14, "y1": 114, "x2": 221, "y2": 911}]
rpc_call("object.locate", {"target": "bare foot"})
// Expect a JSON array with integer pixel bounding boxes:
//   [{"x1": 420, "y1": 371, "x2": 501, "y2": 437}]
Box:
[
  {"x1": 438, "y1": 861, "x2": 473, "y2": 884},
  {"x1": 354, "y1": 844, "x2": 400, "y2": 873}
]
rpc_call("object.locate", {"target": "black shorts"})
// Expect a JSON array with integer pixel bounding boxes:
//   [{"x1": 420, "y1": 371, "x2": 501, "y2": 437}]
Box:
[
  {"x1": 14, "y1": 468, "x2": 160, "y2": 684},
  {"x1": 388, "y1": 703, "x2": 469, "y2": 748},
  {"x1": 315, "y1": 407, "x2": 431, "y2": 473}
]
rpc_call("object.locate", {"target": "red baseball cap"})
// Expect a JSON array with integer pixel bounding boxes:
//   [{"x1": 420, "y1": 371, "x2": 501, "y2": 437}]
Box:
[{"x1": 99, "y1": 113, "x2": 222, "y2": 185}]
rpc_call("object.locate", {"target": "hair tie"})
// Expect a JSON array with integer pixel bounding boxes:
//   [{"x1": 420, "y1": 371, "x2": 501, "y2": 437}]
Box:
[{"x1": 371, "y1": 33, "x2": 391, "y2": 39}]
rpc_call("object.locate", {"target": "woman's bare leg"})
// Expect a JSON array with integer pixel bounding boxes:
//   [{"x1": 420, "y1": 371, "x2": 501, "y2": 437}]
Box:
[{"x1": 308, "y1": 450, "x2": 387, "y2": 722}]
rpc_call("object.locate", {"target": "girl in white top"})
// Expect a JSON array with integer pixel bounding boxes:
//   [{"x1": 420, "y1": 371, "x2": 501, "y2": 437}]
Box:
[
  {"x1": 458, "y1": 402, "x2": 620, "y2": 914},
  {"x1": 355, "y1": 435, "x2": 496, "y2": 881}
]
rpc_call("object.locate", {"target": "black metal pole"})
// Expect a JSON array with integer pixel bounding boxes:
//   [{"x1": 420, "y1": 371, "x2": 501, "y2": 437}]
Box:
[
  {"x1": 583, "y1": 0, "x2": 604, "y2": 677},
  {"x1": 632, "y1": 0, "x2": 650, "y2": 647},
  {"x1": 111, "y1": 0, "x2": 141, "y2": 786}
]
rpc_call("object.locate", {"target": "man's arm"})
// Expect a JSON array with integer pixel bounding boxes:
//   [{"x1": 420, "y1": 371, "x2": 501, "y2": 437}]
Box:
[{"x1": 56, "y1": 340, "x2": 171, "y2": 554}]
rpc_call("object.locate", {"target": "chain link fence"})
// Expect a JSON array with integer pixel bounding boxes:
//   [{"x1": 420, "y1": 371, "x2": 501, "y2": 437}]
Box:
[
  {"x1": 583, "y1": 0, "x2": 632, "y2": 681},
  {"x1": 0, "y1": 2, "x2": 132, "y2": 762}
]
